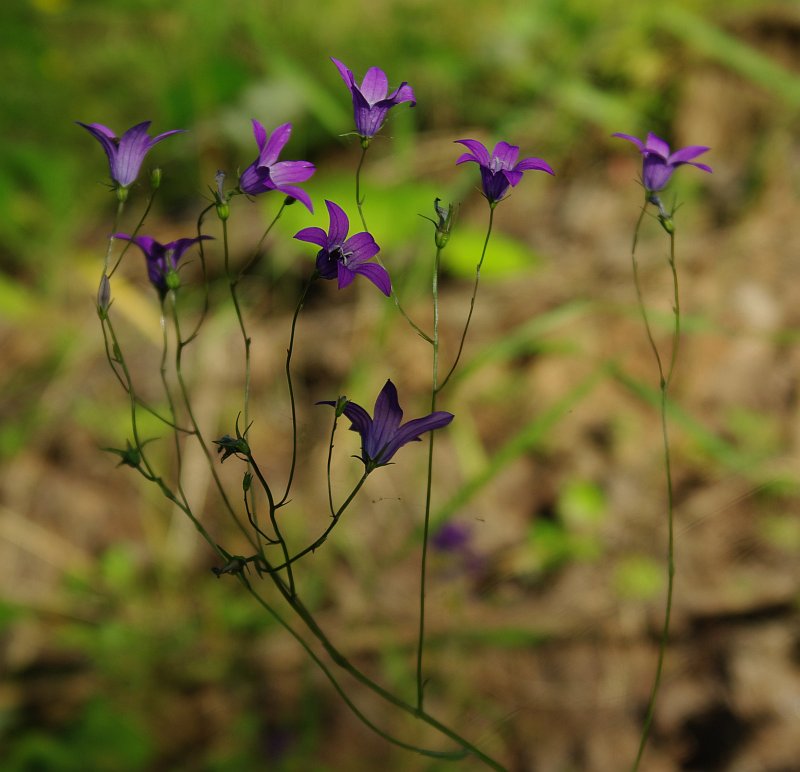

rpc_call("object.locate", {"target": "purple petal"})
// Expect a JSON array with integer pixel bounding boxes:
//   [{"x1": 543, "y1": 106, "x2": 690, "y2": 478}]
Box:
[
  {"x1": 684, "y1": 161, "x2": 712, "y2": 174},
  {"x1": 515, "y1": 156, "x2": 555, "y2": 175},
  {"x1": 268, "y1": 160, "x2": 316, "y2": 185},
  {"x1": 503, "y1": 169, "x2": 523, "y2": 188},
  {"x1": 115, "y1": 233, "x2": 158, "y2": 254},
  {"x1": 294, "y1": 226, "x2": 328, "y2": 248},
  {"x1": 167, "y1": 235, "x2": 213, "y2": 263},
  {"x1": 343, "y1": 231, "x2": 380, "y2": 264},
  {"x1": 668, "y1": 145, "x2": 711, "y2": 164},
  {"x1": 368, "y1": 380, "x2": 403, "y2": 458},
  {"x1": 454, "y1": 139, "x2": 490, "y2": 167},
  {"x1": 354, "y1": 100, "x2": 388, "y2": 138},
  {"x1": 337, "y1": 263, "x2": 356, "y2": 290},
  {"x1": 78, "y1": 122, "x2": 118, "y2": 141},
  {"x1": 331, "y1": 57, "x2": 356, "y2": 91},
  {"x1": 353, "y1": 262, "x2": 391, "y2": 296},
  {"x1": 492, "y1": 141, "x2": 519, "y2": 170},
  {"x1": 276, "y1": 184, "x2": 314, "y2": 212},
  {"x1": 325, "y1": 200, "x2": 350, "y2": 245},
  {"x1": 251, "y1": 119, "x2": 268, "y2": 151},
  {"x1": 612, "y1": 133, "x2": 645, "y2": 152},
  {"x1": 360, "y1": 67, "x2": 389, "y2": 104},
  {"x1": 644, "y1": 133, "x2": 670, "y2": 158},
  {"x1": 149, "y1": 128, "x2": 186, "y2": 146},
  {"x1": 383, "y1": 411, "x2": 454, "y2": 461},
  {"x1": 341, "y1": 401, "x2": 373, "y2": 443},
  {"x1": 259, "y1": 122, "x2": 292, "y2": 166},
  {"x1": 385, "y1": 82, "x2": 416, "y2": 107},
  {"x1": 114, "y1": 122, "x2": 158, "y2": 187}
]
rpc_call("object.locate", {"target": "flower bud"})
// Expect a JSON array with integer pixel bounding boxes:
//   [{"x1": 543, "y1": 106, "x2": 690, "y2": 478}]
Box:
[
  {"x1": 433, "y1": 198, "x2": 455, "y2": 249},
  {"x1": 150, "y1": 167, "x2": 162, "y2": 190},
  {"x1": 165, "y1": 268, "x2": 181, "y2": 293},
  {"x1": 216, "y1": 200, "x2": 230, "y2": 221},
  {"x1": 97, "y1": 273, "x2": 111, "y2": 318}
]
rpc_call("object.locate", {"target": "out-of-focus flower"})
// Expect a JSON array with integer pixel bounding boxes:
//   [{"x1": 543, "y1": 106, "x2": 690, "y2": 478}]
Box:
[
  {"x1": 294, "y1": 200, "x2": 390, "y2": 296},
  {"x1": 431, "y1": 521, "x2": 472, "y2": 552},
  {"x1": 76, "y1": 121, "x2": 184, "y2": 190},
  {"x1": 320, "y1": 379, "x2": 453, "y2": 472},
  {"x1": 331, "y1": 57, "x2": 415, "y2": 141},
  {"x1": 238, "y1": 121, "x2": 315, "y2": 211},
  {"x1": 455, "y1": 138, "x2": 554, "y2": 205},
  {"x1": 115, "y1": 233, "x2": 212, "y2": 299},
  {"x1": 612, "y1": 132, "x2": 712, "y2": 192}
]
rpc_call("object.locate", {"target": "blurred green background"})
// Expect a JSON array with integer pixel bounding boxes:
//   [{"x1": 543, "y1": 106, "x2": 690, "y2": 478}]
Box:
[{"x1": 2, "y1": 0, "x2": 799, "y2": 770}]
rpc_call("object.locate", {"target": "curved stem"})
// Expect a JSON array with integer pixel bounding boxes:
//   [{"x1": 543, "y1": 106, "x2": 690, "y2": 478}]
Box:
[
  {"x1": 250, "y1": 565, "x2": 504, "y2": 769},
  {"x1": 240, "y1": 580, "x2": 470, "y2": 762},
  {"x1": 168, "y1": 292, "x2": 258, "y2": 550},
  {"x1": 249, "y1": 456, "x2": 294, "y2": 596},
  {"x1": 630, "y1": 204, "x2": 679, "y2": 772},
  {"x1": 277, "y1": 274, "x2": 317, "y2": 508},
  {"x1": 438, "y1": 205, "x2": 495, "y2": 392}
]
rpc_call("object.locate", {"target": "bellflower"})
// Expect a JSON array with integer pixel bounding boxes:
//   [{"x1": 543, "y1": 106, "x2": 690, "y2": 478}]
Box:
[
  {"x1": 331, "y1": 57, "x2": 415, "y2": 141},
  {"x1": 321, "y1": 380, "x2": 453, "y2": 472},
  {"x1": 455, "y1": 139, "x2": 554, "y2": 205},
  {"x1": 115, "y1": 233, "x2": 212, "y2": 299},
  {"x1": 613, "y1": 132, "x2": 712, "y2": 193},
  {"x1": 294, "y1": 200, "x2": 390, "y2": 296},
  {"x1": 76, "y1": 121, "x2": 184, "y2": 190},
  {"x1": 238, "y1": 120, "x2": 316, "y2": 212}
]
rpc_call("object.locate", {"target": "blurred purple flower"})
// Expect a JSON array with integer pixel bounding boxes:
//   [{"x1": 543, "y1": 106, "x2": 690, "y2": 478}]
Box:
[
  {"x1": 294, "y1": 200, "x2": 391, "y2": 296},
  {"x1": 76, "y1": 121, "x2": 184, "y2": 189},
  {"x1": 115, "y1": 233, "x2": 212, "y2": 298},
  {"x1": 239, "y1": 121, "x2": 316, "y2": 211},
  {"x1": 320, "y1": 380, "x2": 453, "y2": 472},
  {"x1": 613, "y1": 132, "x2": 712, "y2": 192},
  {"x1": 331, "y1": 57, "x2": 416, "y2": 140},
  {"x1": 432, "y1": 521, "x2": 472, "y2": 552},
  {"x1": 455, "y1": 138, "x2": 554, "y2": 205}
]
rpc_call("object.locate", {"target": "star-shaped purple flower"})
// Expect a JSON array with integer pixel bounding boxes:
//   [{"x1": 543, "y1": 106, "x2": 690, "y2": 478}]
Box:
[
  {"x1": 455, "y1": 139, "x2": 554, "y2": 205},
  {"x1": 238, "y1": 120, "x2": 316, "y2": 211},
  {"x1": 76, "y1": 121, "x2": 185, "y2": 189},
  {"x1": 612, "y1": 132, "x2": 712, "y2": 193},
  {"x1": 331, "y1": 57, "x2": 416, "y2": 140},
  {"x1": 115, "y1": 233, "x2": 212, "y2": 298},
  {"x1": 294, "y1": 200, "x2": 391, "y2": 296},
  {"x1": 321, "y1": 379, "x2": 453, "y2": 472}
]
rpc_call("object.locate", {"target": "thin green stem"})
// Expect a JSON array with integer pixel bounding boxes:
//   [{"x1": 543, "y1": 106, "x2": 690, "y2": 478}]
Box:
[
  {"x1": 168, "y1": 292, "x2": 258, "y2": 550},
  {"x1": 249, "y1": 559, "x2": 504, "y2": 769},
  {"x1": 102, "y1": 316, "x2": 218, "y2": 550},
  {"x1": 248, "y1": 456, "x2": 294, "y2": 596},
  {"x1": 277, "y1": 275, "x2": 317, "y2": 508},
  {"x1": 438, "y1": 205, "x2": 495, "y2": 392},
  {"x1": 352, "y1": 139, "x2": 431, "y2": 343},
  {"x1": 630, "y1": 203, "x2": 680, "y2": 772},
  {"x1": 269, "y1": 472, "x2": 369, "y2": 572},
  {"x1": 416, "y1": 243, "x2": 442, "y2": 710},
  {"x1": 325, "y1": 412, "x2": 340, "y2": 518},
  {"x1": 355, "y1": 143, "x2": 369, "y2": 231},
  {"x1": 240, "y1": 580, "x2": 469, "y2": 762}
]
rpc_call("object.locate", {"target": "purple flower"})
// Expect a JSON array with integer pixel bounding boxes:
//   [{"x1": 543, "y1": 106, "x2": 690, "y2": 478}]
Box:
[
  {"x1": 432, "y1": 521, "x2": 472, "y2": 552},
  {"x1": 331, "y1": 57, "x2": 416, "y2": 140},
  {"x1": 238, "y1": 121, "x2": 316, "y2": 212},
  {"x1": 321, "y1": 380, "x2": 453, "y2": 472},
  {"x1": 76, "y1": 121, "x2": 185, "y2": 189},
  {"x1": 455, "y1": 139, "x2": 554, "y2": 205},
  {"x1": 294, "y1": 200, "x2": 391, "y2": 296},
  {"x1": 612, "y1": 132, "x2": 712, "y2": 193},
  {"x1": 115, "y1": 233, "x2": 212, "y2": 298}
]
